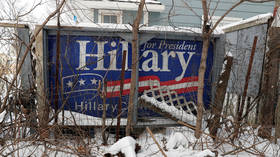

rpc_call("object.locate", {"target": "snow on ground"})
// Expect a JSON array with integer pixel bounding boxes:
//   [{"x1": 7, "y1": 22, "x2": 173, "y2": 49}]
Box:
[
  {"x1": 55, "y1": 109, "x2": 180, "y2": 126},
  {"x1": 136, "y1": 127, "x2": 213, "y2": 157},
  {"x1": 119, "y1": 0, "x2": 161, "y2": 4},
  {"x1": 57, "y1": 110, "x2": 128, "y2": 126},
  {"x1": 0, "y1": 110, "x2": 9, "y2": 124},
  {"x1": 1, "y1": 125, "x2": 280, "y2": 156},
  {"x1": 166, "y1": 132, "x2": 190, "y2": 149},
  {"x1": 106, "y1": 136, "x2": 136, "y2": 157}
]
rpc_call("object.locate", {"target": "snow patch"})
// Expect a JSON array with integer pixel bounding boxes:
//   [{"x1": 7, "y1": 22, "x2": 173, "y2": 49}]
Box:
[
  {"x1": 44, "y1": 22, "x2": 224, "y2": 35},
  {"x1": 56, "y1": 110, "x2": 128, "y2": 126},
  {"x1": 220, "y1": 52, "x2": 233, "y2": 75},
  {"x1": 0, "y1": 110, "x2": 8, "y2": 123},
  {"x1": 194, "y1": 149, "x2": 215, "y2": 157},
  {"x1": 119, "y1": 0, "x2": 161, "y2": 4},
  {"x1": 226, "y1": 51, "x2": 233, "y2": 57},
  {"x1": 222, "y1": 13, "x2": 272, "y2": 31},
  {"x1": 141, "y1": 94, "x2": 196, "y2": 125},
  {"x1": 166, "y1": 132, "x2": 189, "y2": 149},
  {"x1": 107, "y1": 136, "x2": 136, "y2": 157}
]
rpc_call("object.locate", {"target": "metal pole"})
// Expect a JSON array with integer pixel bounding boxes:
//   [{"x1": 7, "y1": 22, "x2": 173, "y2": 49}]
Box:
[{"x1": 238, "y1": 36, "x2": 258, "y2": 121}]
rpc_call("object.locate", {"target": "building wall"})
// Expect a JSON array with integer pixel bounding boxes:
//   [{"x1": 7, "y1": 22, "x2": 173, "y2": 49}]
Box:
[
  {"x1": 157, "y1": 0, "x2": 274, "y2": 27},
  {"x1": 73, "y1": 0, "x2": 274, "y2": 27}
]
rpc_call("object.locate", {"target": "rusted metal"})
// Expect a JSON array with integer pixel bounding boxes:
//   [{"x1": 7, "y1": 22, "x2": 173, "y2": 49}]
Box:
[
  {"x1": 116, "y1": 50, "x2": 127, "y2": 141},
  {"x1": 238, "y1": 36, "x2": 258, "y2": 122},
  {"x1": 233, "y1": 36, "x2": 258, "y2": 140}
]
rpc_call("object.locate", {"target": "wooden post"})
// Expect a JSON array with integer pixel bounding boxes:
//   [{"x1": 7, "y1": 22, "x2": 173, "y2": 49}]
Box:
[
  {"x1": 258, "y1": 28, "x2": 279, "y2": 139},
  {"x1": 209, "y1": 56, "x2": 233, "y2": 139},
  {"x1": 17, "y1": 26, "x2": 37, "y2": 134},
  {"x1": 102, "y1": 81, "x2": 107, "y2": 145},
  {"x1": 35, "y1": 27, "x2": 49, "y2": 139}
]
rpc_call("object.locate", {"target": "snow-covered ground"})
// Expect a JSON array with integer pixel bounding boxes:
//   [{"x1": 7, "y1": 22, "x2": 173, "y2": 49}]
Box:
[
  {"x1": 1, "y1": 126, "x2": 280, "y2": 157},
  {"x1": 0, "y1": 1, "x2": 279, "y2": 157},
  {"x1": 1, "y1": 94, "x2": 280, "y2": 157}
]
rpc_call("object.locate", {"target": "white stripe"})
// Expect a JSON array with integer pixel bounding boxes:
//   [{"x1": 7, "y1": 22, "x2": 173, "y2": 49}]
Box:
[
  {"x1": 107, "y1": 80, "x2": 159, "y2": 92},
  {"x1": 168, "y1": 82, "x2": 198, "y2": 90},
  {"x1": 107, "y1": 80, "x2": 198, "y2": 93}
]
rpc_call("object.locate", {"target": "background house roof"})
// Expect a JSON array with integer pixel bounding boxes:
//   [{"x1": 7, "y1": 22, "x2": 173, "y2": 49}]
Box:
[{"x1": 78, "y1": 0, "x2": 165, "y2": 12}]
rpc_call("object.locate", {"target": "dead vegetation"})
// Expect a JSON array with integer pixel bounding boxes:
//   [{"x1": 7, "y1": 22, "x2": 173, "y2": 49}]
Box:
[{"x1": 0, "y1": 0, "x2": 280, "y2": 156}]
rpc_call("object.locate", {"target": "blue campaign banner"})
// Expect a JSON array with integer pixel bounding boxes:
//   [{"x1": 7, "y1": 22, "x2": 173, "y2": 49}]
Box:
[{"x1": 47, "y1": 35, "x2": 213, "y2": 118}]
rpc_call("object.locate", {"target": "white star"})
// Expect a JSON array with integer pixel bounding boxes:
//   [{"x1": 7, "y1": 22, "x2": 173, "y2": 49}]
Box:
[
  {"x1": 79, "y1": 79, "x2": 86, "y2": 86},
  {"x1": 66, "y1": 80, "x2": 73, "y2": 88},
  {"x1": 91, "y1": 78, "x2": 98, "y2": 85}
]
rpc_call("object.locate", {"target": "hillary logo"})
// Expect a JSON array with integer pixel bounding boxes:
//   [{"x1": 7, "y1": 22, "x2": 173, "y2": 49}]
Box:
[
  {"x1": 75, "y1": 39, "x2": 197, "y2": 81},
  {"x1": 61, "y1": 37, "x2": 202, "y2": 97},
  {"x1": 62, "y1": 73, "x2": 103, "y2": 94}
]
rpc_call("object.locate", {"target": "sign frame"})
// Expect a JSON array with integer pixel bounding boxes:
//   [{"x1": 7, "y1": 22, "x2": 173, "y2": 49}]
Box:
[{"x1": 39, "y1": 25, "x2": 225, "y2": 126}]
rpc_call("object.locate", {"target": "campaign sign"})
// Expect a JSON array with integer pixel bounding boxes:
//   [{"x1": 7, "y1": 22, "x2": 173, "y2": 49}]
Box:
[{"x1": 47, "y1": 35, "x2": 213, "y2": 118}]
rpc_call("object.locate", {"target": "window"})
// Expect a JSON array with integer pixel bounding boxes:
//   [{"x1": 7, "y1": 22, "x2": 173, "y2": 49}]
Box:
[
  {"x1": 103, "y1": 15, "x2": 118, "y2": 23},
  {"x1": 143, "y1": 11, "x2": 149, "y2": 26},
  {"x1": 98, "y1": 10, "x2": 122, "y2": 24}
]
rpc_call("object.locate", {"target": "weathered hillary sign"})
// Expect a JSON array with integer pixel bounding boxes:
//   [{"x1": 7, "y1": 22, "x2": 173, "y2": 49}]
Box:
[{"x1": 47, "y1": 35, "x2": 213, "y2": 117}]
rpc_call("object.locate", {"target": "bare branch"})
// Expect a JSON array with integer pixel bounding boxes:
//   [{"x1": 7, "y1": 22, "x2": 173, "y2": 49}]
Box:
[
  {"x1": 209, "y1": 0, "x2": 244, "y2": 34},
  {"x1": 18, "y1": 0, "x2": 43, "y2": 18},
  {"x1": 246, "y1": 0, "x2": 274, "y2": 3},
  {"x1": 202, "y1": 0, "x2": 209, "y2": 29},
  {"x1": 1, "y1": 0, "x2": 67, "y2": 114}
]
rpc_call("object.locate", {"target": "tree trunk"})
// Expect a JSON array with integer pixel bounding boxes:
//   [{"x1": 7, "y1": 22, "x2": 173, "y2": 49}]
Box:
[
  {"x1": 126, "y1": 0, "x2": 145, "y2": 136},
  {"x1": 195, "y1": 34, "x2": 210, "y2": 138},
  {"x1": 258, "y1": 27, "x2": 279, "y2": 139},
  {"x1": 275, "y1": 95, "x2": 280, "y2": 139},
  {"x1": 273, "y1": 0, "x2": 280, "y2": 141},
  {"x1": 195, "y1": 0, "x2": 210, "y2": 139},
  {"x1": 54, "y1": 2, "x2": 61, "y2": 126}
]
